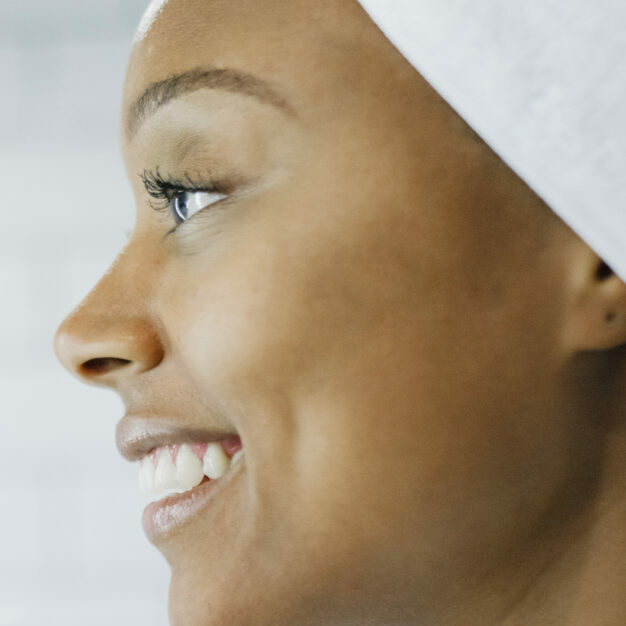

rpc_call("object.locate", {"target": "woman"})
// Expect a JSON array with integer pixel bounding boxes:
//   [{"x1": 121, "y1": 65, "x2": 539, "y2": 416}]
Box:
[{"x1": 54, "y1": 0, "x2": 626, "y2": 624}]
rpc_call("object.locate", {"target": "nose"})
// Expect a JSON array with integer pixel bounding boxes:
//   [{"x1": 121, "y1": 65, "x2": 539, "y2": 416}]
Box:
[{"x1": 54, "y1": 251, "x2": 164, "y2": 387}]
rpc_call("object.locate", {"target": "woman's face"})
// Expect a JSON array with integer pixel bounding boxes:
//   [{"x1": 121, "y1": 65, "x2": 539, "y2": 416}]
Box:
[{"x1": 56, "y1": 0, "x2": 577, "y2": 623}]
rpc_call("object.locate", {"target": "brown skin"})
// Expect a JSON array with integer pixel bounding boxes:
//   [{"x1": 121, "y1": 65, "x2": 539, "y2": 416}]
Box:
[{"x1": 54, "y1": 1, "x2": 626, "y2": 624}]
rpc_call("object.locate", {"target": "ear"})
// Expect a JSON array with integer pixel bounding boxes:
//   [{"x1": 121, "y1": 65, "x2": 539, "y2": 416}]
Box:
[{"x1": 565, "y1": 247, "x2": 626, "y2": 352}]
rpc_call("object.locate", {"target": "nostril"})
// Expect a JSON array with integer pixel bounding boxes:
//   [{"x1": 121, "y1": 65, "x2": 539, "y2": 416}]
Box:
[{"x1": 81, "y1": 357, "x2": 132, "y2": 376}]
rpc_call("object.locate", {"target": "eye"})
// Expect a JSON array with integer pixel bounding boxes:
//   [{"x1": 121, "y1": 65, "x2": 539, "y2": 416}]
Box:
[
  {"x1": 140, "y1": 169, "x2": 229, "y2": 229},
  {"x1": 170, "y1": 190, "x2": 227, "y2": 224}
]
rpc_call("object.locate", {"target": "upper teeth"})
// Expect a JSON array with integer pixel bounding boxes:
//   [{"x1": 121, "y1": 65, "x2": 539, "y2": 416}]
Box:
[
  {"x1": 203, "y1": 442, "x2": 230, "y2": 479},
  {"x1": 139, "y1": 442, "x2": 243, "y2": 500}
]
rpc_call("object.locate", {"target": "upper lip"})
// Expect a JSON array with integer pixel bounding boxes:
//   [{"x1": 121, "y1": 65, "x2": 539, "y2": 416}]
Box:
[{"x1": 116, "y1": 413, "x2": 238, "y2": 462}]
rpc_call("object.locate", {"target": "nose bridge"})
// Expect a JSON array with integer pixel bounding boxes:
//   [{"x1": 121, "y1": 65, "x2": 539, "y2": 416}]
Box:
[{"x1": 54, "y1": 240, "x2": 165, "y2": 386}]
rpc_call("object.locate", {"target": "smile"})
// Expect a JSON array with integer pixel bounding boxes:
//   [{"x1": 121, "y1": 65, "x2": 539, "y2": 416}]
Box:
[
  {"x1": 139, "y1": 437, "x2": 243, "y2": 500},
  {"x1": 139, "y1": 437, "x2": 244, "y2": 541},
  {"x1": 115, "y1": 416, "x2": 245, "y2": 542}
]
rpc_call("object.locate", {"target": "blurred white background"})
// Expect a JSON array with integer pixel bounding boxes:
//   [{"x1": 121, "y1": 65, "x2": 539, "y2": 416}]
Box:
[{"x1": 0, "y1": 1, "x2": 170, "y2": 624}]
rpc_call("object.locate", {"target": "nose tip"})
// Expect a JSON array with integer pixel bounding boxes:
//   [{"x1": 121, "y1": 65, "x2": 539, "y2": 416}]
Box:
[{"x1": 54, "y1": 312, "x2": 164, "y2": 386}]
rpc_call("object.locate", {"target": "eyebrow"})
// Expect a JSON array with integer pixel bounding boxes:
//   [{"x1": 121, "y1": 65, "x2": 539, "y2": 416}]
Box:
[{"x1": 125, "y1": 67, "x2": 294, "y2": 138}]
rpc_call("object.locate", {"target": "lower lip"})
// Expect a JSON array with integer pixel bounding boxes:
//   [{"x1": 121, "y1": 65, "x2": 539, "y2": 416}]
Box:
[{"x1": 142, "y1": 460, "x2": 243, "y2": 542}]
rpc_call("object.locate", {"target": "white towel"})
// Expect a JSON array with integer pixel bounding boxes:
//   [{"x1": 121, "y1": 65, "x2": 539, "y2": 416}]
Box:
[{"x1": 358, "y1": 0, "x2": 626, "y2": 280}]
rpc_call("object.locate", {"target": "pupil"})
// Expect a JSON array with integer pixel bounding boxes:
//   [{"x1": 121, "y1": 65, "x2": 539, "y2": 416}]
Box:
[{"x1": 173, "y1": 193, "x2": 189, "y2": 222}]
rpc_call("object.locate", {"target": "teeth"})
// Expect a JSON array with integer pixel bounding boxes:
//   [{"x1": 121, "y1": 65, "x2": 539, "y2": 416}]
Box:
[
  {"x1": 154, "y1": 451, "x2": 178, "y2": 494},
  {"x1": 231, "y1": 449, "x2": 244, "y2": 465},
  {"x1": 139, "y1": 442, "x2": 240, "y2": 500},
  {"x1": 203, "y1": 442, "x2": 230, "y2": 479},
  {"x1": 139, "y1": 456, "x2": 155, "y2": 495},
  {"x1": 176, "y1": 444, "x2": 204, "y2": 490}
]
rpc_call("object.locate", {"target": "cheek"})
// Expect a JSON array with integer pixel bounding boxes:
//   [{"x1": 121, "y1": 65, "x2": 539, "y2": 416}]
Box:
[
  {"x1": 157, "y1": 204, "x2": 561, "y2": 475},
  {"x1": 153, "y1": 199, "x2": 575, "y2": 593},
  {"x1": 161, "y1": 252, "x2": 311, "y2": 404}
]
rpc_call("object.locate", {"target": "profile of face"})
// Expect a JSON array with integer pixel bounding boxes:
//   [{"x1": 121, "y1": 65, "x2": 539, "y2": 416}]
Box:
[{"x1": 55, "y1": 1, "x2": 626, "y2": 624}]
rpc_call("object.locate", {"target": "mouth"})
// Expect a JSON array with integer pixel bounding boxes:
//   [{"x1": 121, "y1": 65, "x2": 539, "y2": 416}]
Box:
[
  {"x1": 140, "y1": 437, "x2": 243, "y2": 498},
  {"x1": 140, "y1": 438, "x2": 244, "y2": 541},
  {"x1": 116, "y1": 415, "x2": 244, "y2": 541}
]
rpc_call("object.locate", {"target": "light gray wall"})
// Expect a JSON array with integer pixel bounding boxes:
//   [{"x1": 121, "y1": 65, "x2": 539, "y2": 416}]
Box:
[{"x1": 0, "y1": 2, "x2": 169, "y2": 624}]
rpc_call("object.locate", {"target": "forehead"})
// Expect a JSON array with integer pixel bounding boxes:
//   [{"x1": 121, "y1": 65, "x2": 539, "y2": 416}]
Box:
[
  {"x1": 124, "y1": 0, "x2": 370, "y2": 107},
  {"x1": 134, "y1": 0, "x2": 170, "y2": 43}
]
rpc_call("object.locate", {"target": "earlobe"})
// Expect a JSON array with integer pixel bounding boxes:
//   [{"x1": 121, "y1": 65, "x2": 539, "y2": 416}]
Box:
[{"x1": 566, "y1": 254, "x2": 626, "y2": 352}]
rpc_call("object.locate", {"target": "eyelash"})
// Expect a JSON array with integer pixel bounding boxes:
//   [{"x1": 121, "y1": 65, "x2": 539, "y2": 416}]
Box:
[{"x1": 140, "y1": 168, "x2": 224, "y2": 213}]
